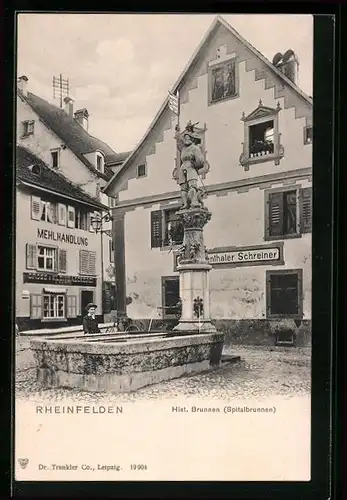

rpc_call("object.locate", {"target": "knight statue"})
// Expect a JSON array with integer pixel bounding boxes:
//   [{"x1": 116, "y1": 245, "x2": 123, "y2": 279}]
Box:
[{"x1": 173, "y1": 121, "x2": 210, "y2": 209}]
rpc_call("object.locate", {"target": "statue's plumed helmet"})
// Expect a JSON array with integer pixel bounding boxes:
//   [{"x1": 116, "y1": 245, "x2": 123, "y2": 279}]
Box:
[{"x1": 183, "y1": 121, "x2": 201, "y2": 143}]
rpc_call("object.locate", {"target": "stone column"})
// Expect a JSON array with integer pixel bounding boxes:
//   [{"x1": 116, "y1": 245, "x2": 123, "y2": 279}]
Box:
[{"x1": 173, "y1": 206, "x2": 216, "y2": 334}]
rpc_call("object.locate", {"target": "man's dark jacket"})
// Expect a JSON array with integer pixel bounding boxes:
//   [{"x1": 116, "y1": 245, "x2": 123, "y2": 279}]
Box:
[{"x1": 83, "y1": 314, "x2": 101, "y2": 334}]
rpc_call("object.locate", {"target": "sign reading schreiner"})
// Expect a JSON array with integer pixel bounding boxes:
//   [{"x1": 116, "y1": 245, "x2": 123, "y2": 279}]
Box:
[{"x1": 208, "y1": 247, "x2": 280, "y2": 265}]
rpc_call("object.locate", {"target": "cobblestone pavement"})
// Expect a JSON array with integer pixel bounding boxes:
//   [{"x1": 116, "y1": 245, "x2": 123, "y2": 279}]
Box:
[{"x1": 15, "y1": 344, "x2": 311, "y2": 404}]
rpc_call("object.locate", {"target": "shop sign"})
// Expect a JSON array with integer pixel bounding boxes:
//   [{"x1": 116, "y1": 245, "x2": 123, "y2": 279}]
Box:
[{"x1": 23, "y1": 272, "x2": 97, "y2": 287}]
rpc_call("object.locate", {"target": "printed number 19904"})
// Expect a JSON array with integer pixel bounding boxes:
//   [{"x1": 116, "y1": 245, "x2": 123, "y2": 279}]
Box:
[{"x1": 130, "y1": 464, "x2": 147, "y2": 470}]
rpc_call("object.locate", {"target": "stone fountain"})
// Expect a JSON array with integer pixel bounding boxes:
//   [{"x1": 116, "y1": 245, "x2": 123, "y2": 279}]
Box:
[{"x1": 29, "y1": 120, "x2": 225, "y2": 393}]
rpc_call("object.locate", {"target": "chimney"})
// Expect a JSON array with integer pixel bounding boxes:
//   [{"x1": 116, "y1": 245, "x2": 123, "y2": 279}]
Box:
[
  {"x1": 17, "y1": 75, "x2": 29, "y2": 97},
  {"x1": 64, "y1": 96, "x2": 74, "y2": 117},
  {"x1": 74, "y1": 108, "x2": 89, "y2": 131},
  {"x1": 273, "y1": 49, "x2": 299, "y2": 85}
]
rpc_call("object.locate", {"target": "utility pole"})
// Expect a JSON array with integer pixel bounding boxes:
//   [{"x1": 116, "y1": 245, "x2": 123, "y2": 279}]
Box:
[{"x1": 53, "y1": 74, "x2": 69, "y2": 108}]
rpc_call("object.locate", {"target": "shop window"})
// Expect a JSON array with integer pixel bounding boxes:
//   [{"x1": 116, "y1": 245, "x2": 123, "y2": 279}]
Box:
[
  {"x1": 43, "y1": 293, "x2": 66, "y2": 319},
  {"x1": 266, "y1": 269, "x2": 303, "y2": 318},
  {"x1": 304, "y1": 126, "x2": 313, "y2": 145},
  {"x1": 22, "y1": 120, "x2": 35, "y2": 136},
  {"x1": 208, "y1": 58, "x2": 238, "y2": 105},
  {"x1": 240, "y1": 101, "x2": 284, "y2": 170},
  {"x1": 265, "y1": 186, "x2": 312, "y2": 240},
  {"x1": 150, "y1": 207, "x2": 184, "y2": 249},
  {"x1": 161, "y1": 276, "x2": 180, "y2": 318},
  {"x1": 79, "y1": 250, "x2": 96, "y2": 275}
]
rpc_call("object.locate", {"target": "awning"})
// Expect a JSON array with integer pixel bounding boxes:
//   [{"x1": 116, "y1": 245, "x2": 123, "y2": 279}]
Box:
[{"x1": 43, "y1": 287, "x2": 67, "y2": 294}]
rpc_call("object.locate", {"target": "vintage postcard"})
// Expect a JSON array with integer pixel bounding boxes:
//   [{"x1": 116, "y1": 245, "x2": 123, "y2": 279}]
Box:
[{"x1": 14, "y1": 12, "x2": 319, "y2": 484}]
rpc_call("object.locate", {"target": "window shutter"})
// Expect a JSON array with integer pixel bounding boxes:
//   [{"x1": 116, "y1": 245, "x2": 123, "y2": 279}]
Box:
[
  {"x1": 300, "y1": 187, "x2": 312, "y2": 233},
  {"x1": 109, "y1": 239, "x2": 114, "y2": 263},
  {"x1": 79, "y1": 250, "x2": 89, "y2": 275},
  {"x1": 67, "y1": 206, "x2": 75, "y2": 228},
  {"x1": 58, "y1": 249, "x2": 67, "y2": 273},
  {"x1": 89, "y1": 212, "x2": 95, "y2": 233},
  {"x1": 58, "y1": 203, "x2": 67, "y2": 226},
  {"x1": 268, "y1": 192, "x2": 284, "y2": 238},
  {"x1": 151, "y1": 210, "x2": 163, "y2": 248},
  {"x1": 67, "y1": 295, "x2": 77, "y2": 318},
  {"x1": 26, "y1": 243, "x2": 37, "y2": 269},
  {"x1": 30, "y1": 294, "x2": 42, "y2": 319},
  {"x1": 88, "y1": 251, "x2": 96, "y2": 275},
  {"x1": 31, "y1": 196, "x2": 42, "y2": 220}
]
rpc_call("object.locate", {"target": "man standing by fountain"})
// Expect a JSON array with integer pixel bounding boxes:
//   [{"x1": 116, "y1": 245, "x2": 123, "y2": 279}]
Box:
[{"x1": 83, "y1": 303, "x2": 101, "y2": 335}]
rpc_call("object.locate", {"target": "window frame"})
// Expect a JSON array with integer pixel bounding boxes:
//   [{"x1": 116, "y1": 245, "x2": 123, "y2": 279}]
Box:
[
  {"x1": 266, "y1": 268, "x2": 303, "y2": 319},
  {"x1": 303, "y1": 125, "x2": 313, "y2": 145},
  {"x1": 161, "y1": 275, "x2": 180, "y2": 320},
  {"x1": 264, "y1": 184, "x2": 307, "y2": 241},
  {"x1": 50, "y1": 148, "x2": 60, "y2": 168},
  {"x1": 22, "y1": 120, "x2": 35, "y2": 137},
  {"x1": 208, "y1": 56, "x2": 239, "y2": 106},
  {"x1": 240, "y1": 103, "x2": 284, "y2": 171},
  {"x1": 151, "y1": 204, "x2": 183, "y2": 250},
  {"x1": 136, "y1": 163, "x2": 147, "y2": 179},
  {"x1": 37, "y1": 244, "x2": 58, "y2": 272},
  {"x1": 96, "y1": 152, "x2": 105, "y2": 173},
  {"x1": 40, "y1": 200, "x2": 57, "y2": 224},
  {"x1": 42, "y1": 292, "x2": 66, "y2": 320}
]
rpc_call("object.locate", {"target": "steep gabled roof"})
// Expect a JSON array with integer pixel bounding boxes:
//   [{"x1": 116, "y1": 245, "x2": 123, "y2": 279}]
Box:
[
  {"x1": 19, "y1": 91, "x2": 117, "y2": 180},
  {"x1": 16, "y1": 145, "x2": 108, "y2": 210},
  {"x1": 103, "y1": 14, "x2": 312, "y2": 194}
]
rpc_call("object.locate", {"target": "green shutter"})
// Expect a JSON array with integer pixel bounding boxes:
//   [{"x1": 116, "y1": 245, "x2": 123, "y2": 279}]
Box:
[
  {"x1": 151, "y1": 210, "x2": 163, "y2": 248},
  {"x1": 300, "y1": 187, "x2": 312, "y2": 233},
  {"x1": 268, "y1": 192, "x2": 284, "y2": 238}
]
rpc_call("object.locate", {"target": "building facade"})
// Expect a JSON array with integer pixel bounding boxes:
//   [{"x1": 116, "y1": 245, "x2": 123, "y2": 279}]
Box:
[
  {"x1": 16, "y1": 78, "x2": 123, "y2": 325},
  {"x1": 16, "y1": 146, "x2": 109, "y2": 330},
  {"x1": 104, "y1": 16, "x2": 313, "y2": 345}
]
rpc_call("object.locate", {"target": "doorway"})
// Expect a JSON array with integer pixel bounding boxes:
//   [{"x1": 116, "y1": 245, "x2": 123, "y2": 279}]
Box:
[
  {"x1": 161, "y1": 276, "x2": 180, "y2": 319},
  {"x1": 81, "y1": 290, "x2": 94, "y2": 316}
]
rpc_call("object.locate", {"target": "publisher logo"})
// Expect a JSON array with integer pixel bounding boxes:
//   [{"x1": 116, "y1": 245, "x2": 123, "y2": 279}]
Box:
[{"x1": 18, "y1": 458, "x2": 29, "y2": 469}]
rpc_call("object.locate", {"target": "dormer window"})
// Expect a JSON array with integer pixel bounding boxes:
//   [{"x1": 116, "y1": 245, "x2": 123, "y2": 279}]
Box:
[
  {"x1": 22, "y1": 120, "x2": 34, "y2": 137},
  {"x1": 239, "y1": 100, "x2": 284, "y2": 171},
  {"x1": 96, "y1": 152, "x2": 104, "y2": 173},
  {"x1": 136, "y1": 164, "x2": 147, "y2": 178},
  {"x1": 50, "y1": 148, "x2": 60, "y2": 168}
]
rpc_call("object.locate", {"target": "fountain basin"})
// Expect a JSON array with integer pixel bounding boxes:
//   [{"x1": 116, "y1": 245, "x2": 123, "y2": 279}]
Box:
[{"x1": 30, "y1": 332, "x2": 225, "y2": 393}]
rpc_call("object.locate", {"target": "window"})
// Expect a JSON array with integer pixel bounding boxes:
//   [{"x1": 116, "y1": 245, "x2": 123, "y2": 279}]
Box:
[
  {"x1": 37, "y1": 246, "x2": 57, "y2": 271},
  {"x1": 40, "y1": 200, "x2": 57, "y2": 223},
  {"x1": 249, "y1": 120, "x2": 275, "y2": 157},
  {"x1": 22, "y1": 120, "x2": 34, "y2": 136},
  {"x1": 75, "y1": 209, "x2": 88, "y2": 230},
  {"x1": 161, "y1": 276, "x2": 180, "y2": 318},
  {"x1": 43, "y1": 293, "x2": 65, "y2": 319},
  {"x1": 96, "y1": 155, "x2": 103, "y2": 171},
  {"x1": 304, "y1": 126, "x2": 313, "y2": 145},
  {"x1": 79, "y1": 250, "x2": 96, "y2": 275},
  {"x1": 109, "y1": 239, "x2": 114, "y2": 263},
  {"x1": 266, "y1": 270, "x2": 303, "y2": 318},
  {"x1": 108, "y1": 196, "x2": 117, "y2": 209},
  {"x1": 67, "y1": 295, "x2": 77, "y2": 318},
  {"x1": 265, "y1": 186, "x2": 312, "y2": 240},
  {"x1": 51, "y1": 149, "x2": 60, "y2": 168},
  {"x1": 151, "y1": 208, "x2": 184, "y2": 249},
  {"x1": 209, "y1": 59, "x2": 238, "y2": 104},
  {"x1": 136, "y1": 164, "x2": 147, "y2": 178},
  {"x1": 240, "y1": 102, "x2": 284, "y2": 170}
]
